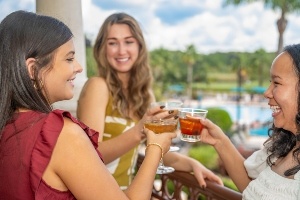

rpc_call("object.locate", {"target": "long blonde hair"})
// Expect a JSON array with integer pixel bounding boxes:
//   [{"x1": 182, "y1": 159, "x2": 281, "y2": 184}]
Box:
[{"x1": 93, "y1": 12, "x2": 153, "y2": 119}]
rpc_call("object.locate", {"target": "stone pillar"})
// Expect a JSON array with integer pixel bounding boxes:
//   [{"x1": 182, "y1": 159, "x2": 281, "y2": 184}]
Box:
[{"x1": 36, "y1": 0, "x2": 87, "y2": 116}]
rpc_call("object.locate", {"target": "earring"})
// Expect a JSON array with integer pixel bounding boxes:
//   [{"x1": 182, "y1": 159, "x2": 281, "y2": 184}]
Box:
[
  {"x1": 33, "y1": 82, "x2": 38, "y2": 90},
  {"x1": 32, "y1": 79, "x2": 38, "y2": 90},
  {"x1": 39, "y1": 79, "x2": 44, "y2": 89},
  {"x1": 32, "y1": 79, "x2": 44, "y2": 90}
]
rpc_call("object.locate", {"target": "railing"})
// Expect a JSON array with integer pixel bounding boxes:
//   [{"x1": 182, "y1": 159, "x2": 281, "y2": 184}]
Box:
[{"x1": 137, "y1": 154, "x2": 242, "y2": 200}]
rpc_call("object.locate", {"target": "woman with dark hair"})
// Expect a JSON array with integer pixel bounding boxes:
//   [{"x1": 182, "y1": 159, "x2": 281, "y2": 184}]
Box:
[
  {"x1": 200, "y1": 44, "x2": 300, "y2": 199},
  {"x1": 0, "y1": 10, "x2": 177, "y2": 199},
  {"x1": 77, "y1": 12, "x2": 223, "y2": 189}
]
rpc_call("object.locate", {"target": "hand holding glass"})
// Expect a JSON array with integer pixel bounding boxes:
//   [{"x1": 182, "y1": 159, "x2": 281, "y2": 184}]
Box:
[
  {"x1": 178, "y1": 108, "x2": 207, "y2": 142},
  {"x1": 150, "y1": 101, "x2": 183, "y2": 151},
  {"x1": 144, "y1": 117, "x2": 178, "y2": 174}
]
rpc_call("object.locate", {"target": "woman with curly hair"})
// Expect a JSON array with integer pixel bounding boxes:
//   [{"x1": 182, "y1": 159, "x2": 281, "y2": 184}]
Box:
[
  {"x1": 77, "y1": 12, "x2": 223, "y2": 189},
  {"x1": 200, "y1": 44, "x2": 300, "y2": 199}
]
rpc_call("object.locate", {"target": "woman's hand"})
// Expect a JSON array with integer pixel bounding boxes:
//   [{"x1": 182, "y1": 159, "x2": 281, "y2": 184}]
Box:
[
  {"x1": 135, "y1": 105, "x2": 178, "y2": 141},
  {"x1": 199, "y1": 118, "x2": 228, "y2": 147},
  {"x1": 143, "y1": 127, "x2": 177, "y2": 155},
  {"x1": 163, "y1": 152, "x2": 223, "y2": 188},
  {"x1": 191, "y1": 161, "x2": 223, "y2": 188}
]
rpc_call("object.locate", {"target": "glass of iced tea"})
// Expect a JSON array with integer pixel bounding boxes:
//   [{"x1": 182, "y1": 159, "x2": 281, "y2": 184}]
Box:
[{"x1": 178, "y1": 108, "x2": 208, "y2": 142}]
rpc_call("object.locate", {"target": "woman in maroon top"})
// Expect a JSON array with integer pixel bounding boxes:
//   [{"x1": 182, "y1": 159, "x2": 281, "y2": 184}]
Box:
[{"x1": 0, "y1": 10, "x2": 176, "y2": 199}]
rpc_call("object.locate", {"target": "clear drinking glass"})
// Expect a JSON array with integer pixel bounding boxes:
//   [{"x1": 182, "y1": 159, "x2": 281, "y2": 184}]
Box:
[{"x1": 178, "y1": 108, "x2": 208, "y2": 142}]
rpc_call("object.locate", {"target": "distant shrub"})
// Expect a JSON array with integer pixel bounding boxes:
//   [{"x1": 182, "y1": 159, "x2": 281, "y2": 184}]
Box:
[
  {"x1": 189, "y1": 144, "x2": 218, "y2": 171},
  {"x1": 206, "y1": 107, "x2": 233, "y2": 137},
  {"x1": 86, "y1": 47, "x2": 98, "y2": 77},
  {"x1": 188, "y1": 144, "x2": 239, "y2": 192}
]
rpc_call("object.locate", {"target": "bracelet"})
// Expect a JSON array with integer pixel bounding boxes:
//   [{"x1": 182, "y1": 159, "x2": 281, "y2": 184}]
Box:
[{"x1": 145, "y1": 143, "x2": 164, "y2": 159}]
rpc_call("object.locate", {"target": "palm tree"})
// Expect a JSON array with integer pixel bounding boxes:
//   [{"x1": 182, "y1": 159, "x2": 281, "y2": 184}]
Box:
[
  {"x1": 182, "y1": 45, "x2": 197, "y2": 100},
  {"x1": 224, "y1": 0, "x2": 300, "y2": 54},
  {"x1": 247, "y1": 48, "x2": 273, "y2": 86}
]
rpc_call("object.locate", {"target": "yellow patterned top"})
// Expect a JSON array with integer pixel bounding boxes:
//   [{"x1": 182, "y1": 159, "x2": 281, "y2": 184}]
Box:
[{"x1": 103, "y1": 95, "x2": 139, "y2": 189}]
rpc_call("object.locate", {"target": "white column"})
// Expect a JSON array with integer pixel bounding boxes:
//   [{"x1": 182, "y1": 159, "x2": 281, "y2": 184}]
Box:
[{"x1": 36, "y1": 0, "x2": 87, "y2": 116}]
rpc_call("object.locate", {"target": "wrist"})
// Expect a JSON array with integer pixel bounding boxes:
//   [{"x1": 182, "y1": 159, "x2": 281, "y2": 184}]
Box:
[
  {"x1": 145, "y1": 143, "x2": 164, "y2": 160},
  {"x1": 214, "y1": 135, "x2": 231, "y2": 152},
  {"x1": 134, "y1": 121, "x2": 146, "y2": 140}
]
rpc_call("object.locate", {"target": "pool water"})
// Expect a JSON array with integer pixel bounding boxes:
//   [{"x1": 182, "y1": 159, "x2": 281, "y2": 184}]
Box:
[
  {"x1": 207, "y1": 104, "x2": 272, "y2": 137},
  {"x1": 215, "y1": 104, "x2": 272, "y2": 125},
  {"x1": 249, "y1": 126, "x2": 270, "y2": 136}
]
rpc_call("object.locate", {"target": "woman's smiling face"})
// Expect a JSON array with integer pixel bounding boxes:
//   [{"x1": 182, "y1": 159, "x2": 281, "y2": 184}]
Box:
[
  {"x1": 264, "y1": 52, "x2": 299, "y2": 134},
  {"x1": 105, "y1": 24, "x2": 139, "y2": 74},
  {"x1": 41, "y1": 39, "x2": 82, "y2": 104}
]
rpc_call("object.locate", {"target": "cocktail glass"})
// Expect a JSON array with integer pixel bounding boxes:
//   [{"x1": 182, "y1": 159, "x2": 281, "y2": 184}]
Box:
[
  {"x1": 144, "y1": 118, "x2": 178, "y2": 174},
  {"x1": 150, "y1": 101, "x2": 183, "y2": 151},
  {"x1": 178, "y1": 108, "x2": 208, "y2": 142}
]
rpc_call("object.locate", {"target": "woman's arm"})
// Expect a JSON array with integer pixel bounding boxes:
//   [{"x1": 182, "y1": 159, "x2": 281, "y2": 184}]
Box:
[
  {"x1": 77, "y1": 78, "x2": 172, "y2": 164},
  {"x1": 200, "y1": 118, "x2": 251, "y2": 191},
  {"x1": 43, "y1": 117, "x2": 177, "y2": 199},
  {"x1": 77, "y1": 77, "x2": 143, "y2": 164},
  {"x1": 163, "y1": 152, "x2": 223, "y2": 187}
]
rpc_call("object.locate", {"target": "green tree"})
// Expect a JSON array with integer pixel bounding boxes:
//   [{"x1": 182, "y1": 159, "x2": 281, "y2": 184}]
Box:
[
  {"x1": 182, "y1": 45, "x2": 197, "y2": 99},
  {"x1": 224, "y1": 0, "x2": 300, "y2": 54},
  {"x1": 150, "y1": 48, "x2": 185, "y2": 99},
  {"x1": 247, "y1": 48, "x2": 274, "y2": 86}
]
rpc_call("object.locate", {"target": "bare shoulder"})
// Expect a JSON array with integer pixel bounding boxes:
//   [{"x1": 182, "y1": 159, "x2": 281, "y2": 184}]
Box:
[
  {"x1": 81, "y1": 77, "x2": 108, "y2": 93},
  {"x1": 77, "y1": 77, "x2": 109, "y2": 124},
  {"x1": 46, "y1": 117, "x2": 96, "y2": 173},
  {"x1": 78, "y1": 76, "x2": 109, "y2": 105},
  {"x1": 52, "y1": 117, "x2": 98, "y2": 161},
  {"x1": 59, "y1": 117, "x2": 91, "y2": 144}
]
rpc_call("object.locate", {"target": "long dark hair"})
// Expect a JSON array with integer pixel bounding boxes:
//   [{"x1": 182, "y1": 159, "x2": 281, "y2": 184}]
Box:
[
  {"x1": 266, "y1": 44, "x2": 300, "y2": 176},
  {"x1": 0, "y1": 10, "x2": 73, "y2": 136}
]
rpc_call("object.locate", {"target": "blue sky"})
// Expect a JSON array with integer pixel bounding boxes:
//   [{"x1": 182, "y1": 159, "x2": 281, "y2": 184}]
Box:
[{"x1": 2, "y1": 0, "x2": 300, "y2": 53}]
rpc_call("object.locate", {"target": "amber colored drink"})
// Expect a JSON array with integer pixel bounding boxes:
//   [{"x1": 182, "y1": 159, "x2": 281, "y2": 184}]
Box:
[
  {"x1": 179, "y1": 117, "x2": 203, "y2": 135},
  {"x1": 144, "y1": 120, "x2": 177, "y2": 134},
  {"x1": 178, "y1": 108, "x2": 207, "y2": 142}
]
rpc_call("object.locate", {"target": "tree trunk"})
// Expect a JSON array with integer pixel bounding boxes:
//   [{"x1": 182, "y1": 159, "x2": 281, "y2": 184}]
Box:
[
  {"x1": 258, "y1": 65, "x2": 263, "y2": 86},
  {"x1": 276, "y1": 11, "x2": 287, "y2": 55},
  {"x1": 187, "y1": 64, "x2": 193, "y2": 100}
]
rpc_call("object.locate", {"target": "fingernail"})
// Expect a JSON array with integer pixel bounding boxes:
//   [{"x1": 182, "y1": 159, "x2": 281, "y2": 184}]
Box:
[
  {"x1": 201, "y1": 185, "x2": 206, "y2": 189},
  {"x1": 174, "y1": 116, "x2": 178, "y2": 119},
  {"x1": 160, "y1": 106, "x2": 165, "y2": 109},
  {"x1": 168, "y1": 110, "x2": 174, "y2": 114}
]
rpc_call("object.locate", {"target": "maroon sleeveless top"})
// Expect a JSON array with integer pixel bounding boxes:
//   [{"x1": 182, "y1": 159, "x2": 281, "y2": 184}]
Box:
[{"x1": 0, "y1": 110, "x2": 102, "y2": 199}]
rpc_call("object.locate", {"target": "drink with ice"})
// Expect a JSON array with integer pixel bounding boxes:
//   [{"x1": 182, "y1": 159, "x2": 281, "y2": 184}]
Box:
[{"x1": 178, "y1": 108, "x2": 207, "y2": 142}]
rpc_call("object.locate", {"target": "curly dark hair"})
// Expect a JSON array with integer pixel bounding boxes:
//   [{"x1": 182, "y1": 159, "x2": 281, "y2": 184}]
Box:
[{"x1": 265, "y1": 44, "x2": 300, "y2": 176}]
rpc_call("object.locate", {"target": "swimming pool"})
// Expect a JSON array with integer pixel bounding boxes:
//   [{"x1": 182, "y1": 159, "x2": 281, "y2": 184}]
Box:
[
  {"x1": 249, "y1": 126, "x2": 270, "y2": 136},
  {"x1": 206, "y1": 104, "x2": 272, "y2": 137},
  {"x1": 212, "y1": 104, "x2": 272, "y2": 125}
]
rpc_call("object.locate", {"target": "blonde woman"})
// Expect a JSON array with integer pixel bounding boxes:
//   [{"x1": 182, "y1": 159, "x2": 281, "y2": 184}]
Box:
[{"x1": 77, "y1": 12, "x2": 223, "y2": 189}]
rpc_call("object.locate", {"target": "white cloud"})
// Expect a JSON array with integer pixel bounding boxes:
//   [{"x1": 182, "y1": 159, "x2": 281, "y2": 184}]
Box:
[{"x1": 2, "y1": 0, "x2": 300, "y2": 54}]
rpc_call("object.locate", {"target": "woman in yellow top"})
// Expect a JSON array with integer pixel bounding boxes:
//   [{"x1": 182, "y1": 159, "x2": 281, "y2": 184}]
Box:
[{"x1": 77, "y1": 12, "x2": 223, "y2": 189}]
